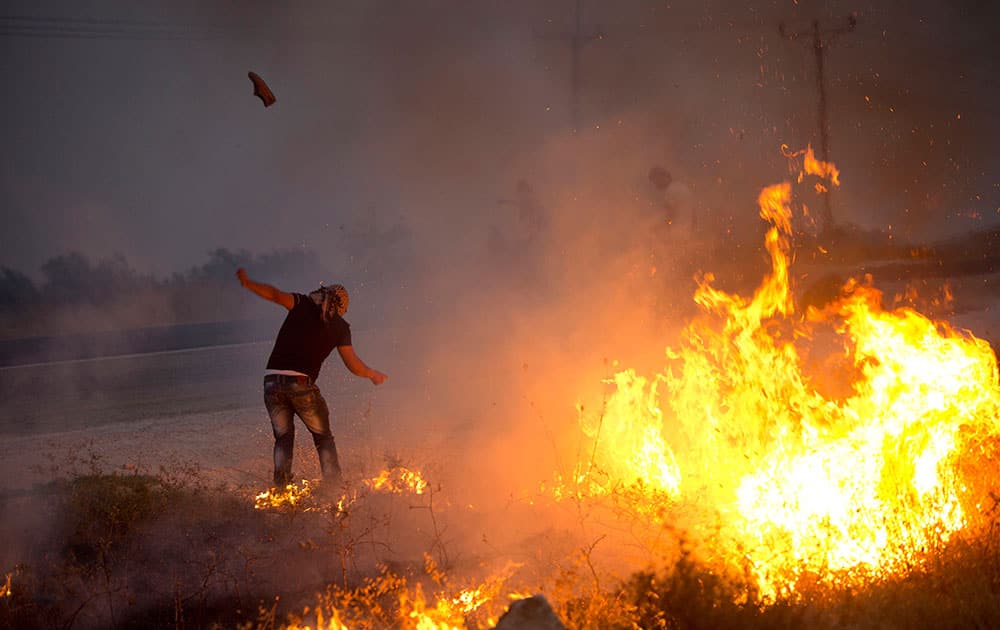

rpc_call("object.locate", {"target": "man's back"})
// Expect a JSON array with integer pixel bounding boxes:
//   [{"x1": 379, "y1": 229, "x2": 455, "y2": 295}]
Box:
[{"x1": 266, "y1": 293, "x2": 352, "y2": 382}]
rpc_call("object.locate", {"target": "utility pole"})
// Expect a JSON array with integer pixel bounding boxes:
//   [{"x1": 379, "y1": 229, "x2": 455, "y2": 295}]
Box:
[
  {"x1": 780, "y1": 14, "x2": 856, "y2": 236},
  {"x1": 542, "y1": 0, "x2": 603, "y2": 133}
]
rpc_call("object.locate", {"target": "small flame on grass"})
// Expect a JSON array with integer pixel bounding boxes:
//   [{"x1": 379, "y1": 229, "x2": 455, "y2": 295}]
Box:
[
  {"x1": 399, "y1": 566, "x2": 522, "y2": 629},
  {"x1": 365, "y1": 467, "x2": 429, "y2": 495},
  {"x1": 283, "y1": 608, "x2": 349, "y2": 630},
  {"x1": 277, "y1": 563, "x2": 524, "y2": 629},
  {"x1": 254, "y1": 480, "x2": 316, "y2": 511}
]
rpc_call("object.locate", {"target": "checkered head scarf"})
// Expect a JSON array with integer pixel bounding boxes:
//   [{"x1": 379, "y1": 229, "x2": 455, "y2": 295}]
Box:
[{"x1": 309, "y1": 284, "x2": 349, "y2": 322}]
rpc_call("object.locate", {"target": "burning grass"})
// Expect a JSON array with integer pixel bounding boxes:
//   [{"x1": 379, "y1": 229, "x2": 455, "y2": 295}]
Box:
[
  {"x1": 552, "y1": 146, "x2": 1000, "y2": 604},
  {"x1": 1, "y1": 446, "x2": 998, "y2": 630},
  {"x1": 3, "y1": 458, "x2": 1000, "y2": 628}
]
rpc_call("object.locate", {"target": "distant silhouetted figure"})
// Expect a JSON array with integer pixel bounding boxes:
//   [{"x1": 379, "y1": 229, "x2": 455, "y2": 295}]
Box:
[
  {"x1": 494, "y1": 179, "x2": 548, "y2": 247},
  {"x1": 236, "y1": 268, "x2": 387, "y2": 489},
  {"x1": 648, "y1": 166, "x2": 695, "y2": 233},
  {"x1": 489, "y1": 179, "x2": 550, "y2": 288}
]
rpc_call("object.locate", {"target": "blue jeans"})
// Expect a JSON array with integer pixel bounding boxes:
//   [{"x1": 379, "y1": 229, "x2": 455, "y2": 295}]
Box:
[{"x1": 263, "y1": 376, "x2": 341, "y2": 486}]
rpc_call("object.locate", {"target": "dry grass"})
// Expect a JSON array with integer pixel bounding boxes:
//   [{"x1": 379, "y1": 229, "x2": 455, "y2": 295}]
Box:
[{"x1": 4, "y1": 452, "x2": 1000, "y2": 629}]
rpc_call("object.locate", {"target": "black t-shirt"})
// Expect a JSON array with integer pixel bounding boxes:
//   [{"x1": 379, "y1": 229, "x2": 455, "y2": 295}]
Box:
[{"x1": 265, "y1": 293, "x2": 352, "y2": 382}]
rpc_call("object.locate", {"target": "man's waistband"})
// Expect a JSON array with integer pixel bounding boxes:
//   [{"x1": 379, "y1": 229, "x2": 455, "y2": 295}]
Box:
[{"x1": 264, "y1": 374, "x2": 313, "y2": 385}]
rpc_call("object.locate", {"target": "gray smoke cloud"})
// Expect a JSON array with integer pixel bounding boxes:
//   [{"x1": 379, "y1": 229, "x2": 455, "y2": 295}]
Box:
[{"x1": 1, "y1": 3, "x2": 998, "y2": 612}]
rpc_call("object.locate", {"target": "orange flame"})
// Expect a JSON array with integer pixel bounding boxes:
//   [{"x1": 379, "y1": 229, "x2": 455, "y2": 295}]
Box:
[
  {"x1": 365, "y1": 467, "x2": 429, "y2": 495},
  {"x1": 565, "y1": 147, "x2": 1000, "y2": 598},
  {"x1": 783, "y1": 144, "x2": 841, "y2": 187},
  {"x1": 399, "y1": 583, "x2": 475, "y2": 630},
  {"x1": 253, "y1": 466, "x2": 430, "y2": 513},
  {"x1": 254, "y1": 481, "x2": 318, "y2": 512},
  {"x1": 398, "y1": 566, "x2": 521, "y2": 629},
  {"x1": 803, "y1": 145, "x2": 840, "y2": 187},
  {"x1": 282, "y1": 609, "x2": 349, "y2": 630}
]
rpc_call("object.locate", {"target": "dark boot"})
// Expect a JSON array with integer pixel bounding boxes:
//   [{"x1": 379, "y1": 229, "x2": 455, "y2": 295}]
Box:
[
  {"x1": 314, "y1": 433, "x2": 343, "y2": 485},
  {"x1": 273, "y1": 469, "x2": 294, "y2": 487}
]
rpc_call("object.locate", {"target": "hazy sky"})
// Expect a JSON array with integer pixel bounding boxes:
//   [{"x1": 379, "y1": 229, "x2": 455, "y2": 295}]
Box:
[{"x1": 2, "y1": 0, "x2": 997, "y2": 279}]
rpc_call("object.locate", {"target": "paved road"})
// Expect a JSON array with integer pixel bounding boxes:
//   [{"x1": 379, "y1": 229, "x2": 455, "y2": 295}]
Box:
[
  {"x1": 0, "y1": 319, "x2": 276, "y2": 367},
  {"x1": 0, "y1": 341, "x2": 391, "y2": 436},
  {"x1": 0, "y1": 342, "x2": 265, "y2": 435}
]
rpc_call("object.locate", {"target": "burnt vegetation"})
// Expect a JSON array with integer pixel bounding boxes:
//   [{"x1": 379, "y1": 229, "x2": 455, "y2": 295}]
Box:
[{"x1": 4, "y1": 454, "x2": 1000, "y2": 629}]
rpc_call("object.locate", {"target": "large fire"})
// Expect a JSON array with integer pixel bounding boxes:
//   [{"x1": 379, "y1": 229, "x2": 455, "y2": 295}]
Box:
[
  {"x1": 255, "y1": 147, "x2": 1000, "y2": 626},
  {"x1": 566, "y1": 146, "x2": 1000, "y2": 598}
]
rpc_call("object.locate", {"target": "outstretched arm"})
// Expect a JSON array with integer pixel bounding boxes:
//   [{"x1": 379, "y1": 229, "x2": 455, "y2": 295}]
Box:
[
  {"x1": 235, "y1": 268, "x2": 295, "y2": 309},
  {"x1": 337, "y1": 345, "x2": 388, "y2": 385}
]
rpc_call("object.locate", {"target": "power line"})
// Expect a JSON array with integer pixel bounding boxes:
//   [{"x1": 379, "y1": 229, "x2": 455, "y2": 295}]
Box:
[
  {"x1": 2, "y1": 14, "x2": 190, "y2": 29},
  {"x1": 0, "y1": 14, "x2": 294, "y2": 42},
  {"x1": 537, "y1": 0, "x2": 604, "y2": 133},
  {"x1": 0, "y1": 28, "x2": 205, "y2": 41},
  {"x1": 0, "y1": 14, "x2": 202, "y2": 40}
]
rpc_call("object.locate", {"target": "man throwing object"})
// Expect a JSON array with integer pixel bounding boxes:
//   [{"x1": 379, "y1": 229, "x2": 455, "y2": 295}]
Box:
[{"x1": 237, "y1": 268, "x2": 387, "y2": 489}]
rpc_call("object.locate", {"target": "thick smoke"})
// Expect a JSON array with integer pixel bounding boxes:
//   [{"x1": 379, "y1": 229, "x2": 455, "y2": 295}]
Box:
[{"x1": 2, "y1": 0, "x2": 998, "y2": 617}]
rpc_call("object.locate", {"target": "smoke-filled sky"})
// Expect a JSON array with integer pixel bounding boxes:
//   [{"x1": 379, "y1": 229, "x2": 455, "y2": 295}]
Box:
[
  {"x1": 2, "y1": 2, "x2": 999, "y2": 594},
  {"x1": 2, "y1": 0, "x2": 997, "y2": 280}
]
